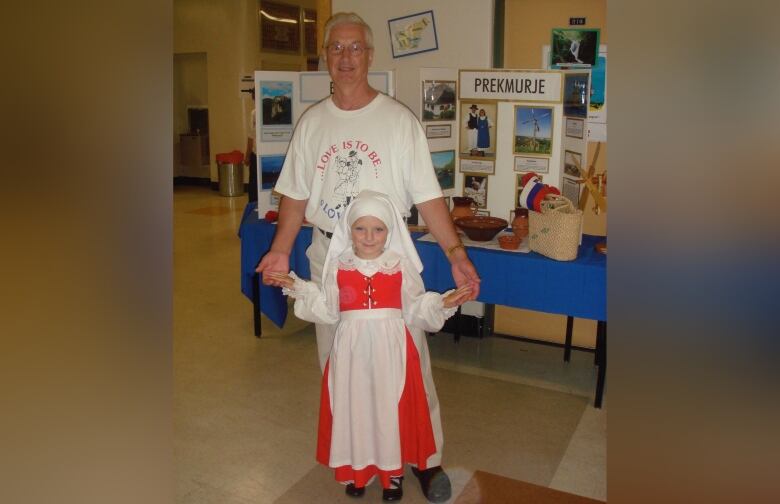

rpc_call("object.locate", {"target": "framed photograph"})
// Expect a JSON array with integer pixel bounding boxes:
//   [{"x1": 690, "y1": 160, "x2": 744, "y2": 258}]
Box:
[
  {"x1": 460, "y1": 102, "x2": 497, "y2": 159},
  {"x1": 514, "y1": 156, "x2": 549, "y2": 173},
  {"x1": 562, "y1": 177, "x2": 581, "y2": 206},
  {"x1": 260, "y1": 81, "x2": 293, "y2": 126},
  {"x1": 460, "y1": 158, "x2": 495, "y2": 175},
  {"x1": 463, "y1": 173, "x2": 488, "y2": 208},
  {"x1": 550, "y1": 28, "x2": 600, "y2": 67},
  {"x1": 563, "y1": 73, "x2": 589, "y2": 118},
  {"x1": 260, "y1": 1, "x2": 301, "y2": 53},
  {"x1": 260, "y1": 154, "x2": 285, "y2": 189},
  {"x1": 565, "y1": 117, "x2": 585, "y2": 139},
  {"x1": 515, "y1": 173, "x2": 543, "y2": 208},
  {"x1": 475, "y1": 209, "x2": 491, "y2": 217},
  {"x1": 388, "y1": 10, "x2": 438, "y2": 58},
  {"x1": 564, "y1": 150, "x2": 582, "y2": 177},
  {"x1": 589, "y1": 53, "x2": 607, "y2": 116},
  {"x1": 513, "y1": 105, "x2": 553, "y2": 156},
  {"x1": 431, "y1": 150, "x2": 456, "y2": 190},
  {"x1": 303, "y1": 9, "x2": 317, "y2": 55},
  {"x1": 422, "y1": 80, "x2": 456, "y2": 121},
  {"x1": 426, "y1": 124, "x2": 452, "y2": 139}
]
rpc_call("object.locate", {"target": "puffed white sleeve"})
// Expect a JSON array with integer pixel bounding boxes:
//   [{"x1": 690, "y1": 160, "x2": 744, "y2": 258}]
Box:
[
  {"x1": 282, "y1": 268, "x2": 340, "y2": 325},
  {"x1": 400, "y1": 257, "x2": 458, "y2": 333}
]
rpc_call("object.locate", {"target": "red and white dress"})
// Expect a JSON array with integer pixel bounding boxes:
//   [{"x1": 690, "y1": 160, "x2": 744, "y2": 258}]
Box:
[{"x1": 286, "y1": 249, "x2": 456, "y2": 488}]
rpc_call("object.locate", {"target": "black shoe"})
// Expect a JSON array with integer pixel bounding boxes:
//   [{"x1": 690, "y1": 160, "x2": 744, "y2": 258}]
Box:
[
  {"x1": 411, "y1": 466, "x2": 451, "y2": 503},
  {"x1": 382, "y1": 476, "x2": 403, "y2": 501},
  {"x1": 345, "y1": 483, "x2": 365, "y2": 498}
]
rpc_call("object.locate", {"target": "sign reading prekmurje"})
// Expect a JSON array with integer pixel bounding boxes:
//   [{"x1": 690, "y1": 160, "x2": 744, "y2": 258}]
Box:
[{"x1": 459, "y1": 70, "x2": 562, "y2": 102}]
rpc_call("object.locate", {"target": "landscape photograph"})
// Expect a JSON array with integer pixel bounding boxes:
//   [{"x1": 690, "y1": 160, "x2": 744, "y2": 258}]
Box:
[
  {"x1": 514, "y1": 106, "x2": 553, "y2": 156},
  {"x1": 431, "y1": 149, "x2": 455, "y2": 190}
]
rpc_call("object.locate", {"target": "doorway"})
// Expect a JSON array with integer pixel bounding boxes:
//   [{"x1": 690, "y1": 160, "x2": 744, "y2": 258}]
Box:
[{"x1": 174, "y1": 52, "x2": 210, "y2": 183}]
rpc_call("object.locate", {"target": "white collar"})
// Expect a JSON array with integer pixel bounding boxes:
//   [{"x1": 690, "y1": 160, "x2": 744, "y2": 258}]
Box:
[{"x1": 338, "y1": 249, "x2": 401, "y2": 276}]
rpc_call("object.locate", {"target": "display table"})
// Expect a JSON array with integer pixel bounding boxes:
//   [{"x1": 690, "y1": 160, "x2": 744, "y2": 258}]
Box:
[{"x1": 238, "y1": 202, "x2": 607, "y2": 407}]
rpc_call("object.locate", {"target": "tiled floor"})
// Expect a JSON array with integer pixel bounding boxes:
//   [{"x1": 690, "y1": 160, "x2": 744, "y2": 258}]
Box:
[{"x1": 174, "y1": 186, "x2": 606, "y2": 503}]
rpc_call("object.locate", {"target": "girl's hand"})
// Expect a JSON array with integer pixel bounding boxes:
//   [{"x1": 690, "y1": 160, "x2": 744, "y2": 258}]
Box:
[
  {"x1": 264, "y1": 271, "x2": 295, "y2": 289},
  {"x1": 443, "y1": 285, "x2": 472, "y2": 308}
]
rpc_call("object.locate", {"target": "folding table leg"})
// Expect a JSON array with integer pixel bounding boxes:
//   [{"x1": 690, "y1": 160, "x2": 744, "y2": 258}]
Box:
[
  {"x1": 564, "y1": 316, "x2": 574, "y2": 362},
  {"x1": 453, "y1": 305, "x2": 461, "y2": 343},
  {"x1": 482, "y1": 304, "x2": 495, "y2": 338},
  {"x1": 252, "y1": 273, "x2": 262, "y2": 338},
  {"x1": 594, "y1": 320, "x2": 606, "y2": 408}
]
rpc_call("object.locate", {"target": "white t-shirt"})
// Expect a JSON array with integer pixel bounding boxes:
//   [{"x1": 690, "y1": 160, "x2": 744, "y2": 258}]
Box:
[{"x1": 274, "y1": 93, "x2": 443, "y2": 232}]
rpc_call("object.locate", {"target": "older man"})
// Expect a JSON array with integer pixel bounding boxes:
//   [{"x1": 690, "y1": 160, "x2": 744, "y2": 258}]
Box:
[{"x1": 257, "y1": 12, "x2": 479, "y2": 502}]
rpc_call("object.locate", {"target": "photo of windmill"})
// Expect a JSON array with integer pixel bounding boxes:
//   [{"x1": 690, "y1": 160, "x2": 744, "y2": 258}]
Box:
[{"x1": 514, "y1": 106, "x2": 553, "y2": 155}]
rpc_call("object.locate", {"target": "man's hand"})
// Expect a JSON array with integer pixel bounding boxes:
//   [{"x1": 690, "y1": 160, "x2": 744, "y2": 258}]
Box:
[
  {"x1": 415, "y1": 197, "x2": 481, "y2": 301},
  {"x1": 256, "y1": 251, "x2": 290, "y2": 287},
  {"x1": 451, "y1": 256, "x2": 480, "y2": 301}
]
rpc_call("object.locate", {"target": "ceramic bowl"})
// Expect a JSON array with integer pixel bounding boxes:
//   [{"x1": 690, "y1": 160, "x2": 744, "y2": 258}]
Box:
[
  {"x1": 454, "y1": 216, "x2": 508, "y2": 241},
  {"x1": 498, "y1": 234, "x2": 521, "y2": 250}
]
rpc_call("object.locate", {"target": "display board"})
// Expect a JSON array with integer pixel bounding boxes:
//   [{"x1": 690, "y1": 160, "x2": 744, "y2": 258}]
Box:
[
  {"x1": 450, "y1": 68, "x2": 589, "y2": 223},
  {"x1": 419, "y1": 67, "x2": 459, "y2": 226},
  {"x1": 253, "y1": 70, "x2": 395, "y2": 217}
]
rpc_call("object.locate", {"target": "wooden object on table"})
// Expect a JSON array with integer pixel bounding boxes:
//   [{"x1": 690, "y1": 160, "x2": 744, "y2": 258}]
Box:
[{"x1": 576, "y1": 142, "x2": 607, "y2": 214}]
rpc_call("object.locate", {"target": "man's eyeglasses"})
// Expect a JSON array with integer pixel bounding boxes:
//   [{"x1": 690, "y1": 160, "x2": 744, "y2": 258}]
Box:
[{"x1": 325, "y1": 41, "x2": 370, "y2": 56}]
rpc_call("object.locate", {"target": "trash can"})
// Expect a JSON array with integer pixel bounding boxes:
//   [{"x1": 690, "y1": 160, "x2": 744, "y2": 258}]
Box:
[{"x1": 216, "y1": 150, "x2": 245, "y2": 197}]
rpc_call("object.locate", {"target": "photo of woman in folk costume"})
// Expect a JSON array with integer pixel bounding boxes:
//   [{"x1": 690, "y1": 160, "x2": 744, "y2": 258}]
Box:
[
  {"x1": 267, "y1": 190, "x2": 471, "y2": 501},
  {"x1": 476, "y1": 108, "x2": 493, "y2": 153}
]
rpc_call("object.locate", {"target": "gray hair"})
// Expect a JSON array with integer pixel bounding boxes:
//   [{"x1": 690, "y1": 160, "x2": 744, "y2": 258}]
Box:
[{"x1": 322, "y1": 12, "x2": 373, "y2": 49}]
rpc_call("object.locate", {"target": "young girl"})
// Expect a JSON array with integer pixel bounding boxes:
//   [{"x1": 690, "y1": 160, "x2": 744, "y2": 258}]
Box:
[{"x1": 267, "y1": 190, "x2": 470, "y2": 501}]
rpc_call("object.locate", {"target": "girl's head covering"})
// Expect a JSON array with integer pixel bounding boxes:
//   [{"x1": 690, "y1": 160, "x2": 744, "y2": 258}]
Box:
[
  {"x1": 346, "y1": 194, "x2": 396, "y2": 243},
  {"x1": 323, "y1": 190, "x2": 423, "y2": 279}
]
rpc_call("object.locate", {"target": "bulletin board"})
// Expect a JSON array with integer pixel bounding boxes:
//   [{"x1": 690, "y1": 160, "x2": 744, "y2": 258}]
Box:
[{"x1": 447, "y1": 68, "x2": 590, "y2": 223}]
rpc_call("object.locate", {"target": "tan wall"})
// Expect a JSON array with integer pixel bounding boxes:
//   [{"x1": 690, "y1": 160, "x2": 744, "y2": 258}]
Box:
[
  {"x1": 174, "y1": 52, "x2": 209, "y2": 178},
  {"x1": 333, "y1": 0, "x2": 494, "y2": 112},
  {"x1": 496, "y1": 0, "x2": 606, "y2": 348},
  {"x1": 174, "y1": 0, "x2": 319, "y2": 182}
]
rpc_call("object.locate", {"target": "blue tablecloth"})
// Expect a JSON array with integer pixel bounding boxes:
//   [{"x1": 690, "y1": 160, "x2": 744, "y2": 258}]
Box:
[{"x1": 239, "y1": 202, "x2": 606, "y2": 327}]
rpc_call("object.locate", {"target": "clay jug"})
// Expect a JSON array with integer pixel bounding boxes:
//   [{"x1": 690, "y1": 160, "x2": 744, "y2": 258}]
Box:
[
  {"x1": 512, "y1": 207, "x2": 529, "y2": 239},
  {"x1": 451, "y1": 196, "x2": 477, "y2": 221}
]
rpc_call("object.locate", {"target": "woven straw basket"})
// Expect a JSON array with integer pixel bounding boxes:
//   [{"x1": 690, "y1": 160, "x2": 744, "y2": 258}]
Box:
[{"x1": 529, "y1": 195, "x2": 583, "y2": 261}]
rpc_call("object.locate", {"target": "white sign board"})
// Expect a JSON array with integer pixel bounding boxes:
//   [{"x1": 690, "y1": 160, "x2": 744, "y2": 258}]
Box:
[
  {"x1": 459, "y1": 70, "x2": 562, "y2": 102},
  {"x1": 299, "y1": 72, "x2": 394, "y2": 103}
]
